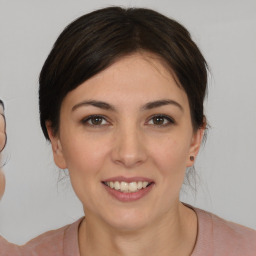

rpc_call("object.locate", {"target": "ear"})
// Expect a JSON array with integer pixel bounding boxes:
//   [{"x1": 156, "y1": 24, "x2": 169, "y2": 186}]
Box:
[
  {"x1": 46, "y1": 121, "x2": 67, "y2": 169},
  {"x1": 186, "y1": 127, "x2": 205, "y2": 167}
]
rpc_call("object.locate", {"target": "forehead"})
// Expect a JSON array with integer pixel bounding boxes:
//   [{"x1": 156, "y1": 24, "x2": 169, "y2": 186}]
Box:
[{"x1": 62, "y1": 52, "x2": 189, "y2": 110}]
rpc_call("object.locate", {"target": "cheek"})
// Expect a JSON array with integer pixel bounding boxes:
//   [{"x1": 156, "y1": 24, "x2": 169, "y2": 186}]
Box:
[
  {"x1": 60, "y1": 136, "x2": 110, "y2": 207},
  {"x1": 148, "y1": 132, "x2": 192, "y2": 195},
  {"x1": 149, "y1": 134, "x2": 191, "y2": 173},
  {"x1": 62, "y1": 135, "x2": 109, "y2": 173},
  {"x1": 60, "y1": 133, "x2": 111, "y2": 191},
  {"x1": 145, "y1": 134, "x2": 192, "y2": 208}
]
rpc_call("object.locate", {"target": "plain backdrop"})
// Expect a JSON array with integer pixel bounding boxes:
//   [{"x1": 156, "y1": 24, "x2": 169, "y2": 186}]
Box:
[{"x1": 0, "y1": 0, "x2": 255, "y2": 245}]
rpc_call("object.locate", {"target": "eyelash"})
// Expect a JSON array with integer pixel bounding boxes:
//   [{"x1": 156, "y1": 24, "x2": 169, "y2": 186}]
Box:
[
  {"x1": 146, "y1": 114, "x2": 175, "y2": 127},
  {"x1": 81, "y1": 114, "x2": 175, "y2": 127},
  {"x1": 81, "y1": 115, "x2": 110, "y2": 127}
]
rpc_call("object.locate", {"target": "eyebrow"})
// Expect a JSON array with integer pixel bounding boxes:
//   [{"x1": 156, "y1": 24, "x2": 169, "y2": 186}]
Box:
[
  {"x1": 72, "y1": 100, "x2": 116, "y2": 112},
  {"x1": 141, "y1": 99, "x2": 183, "y2": 112},
  {"x1": 72, "y1": 99, "x2": 183, "y2": 112}
]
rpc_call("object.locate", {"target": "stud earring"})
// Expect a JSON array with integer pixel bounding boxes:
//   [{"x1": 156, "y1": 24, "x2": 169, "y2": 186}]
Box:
[{"x1": 190, "y1": 156, "x2": 194, "y2": 161}]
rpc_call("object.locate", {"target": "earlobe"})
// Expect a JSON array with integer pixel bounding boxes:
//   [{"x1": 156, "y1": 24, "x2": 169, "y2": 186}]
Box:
[
  {"x1": 46, "y1": 121, "x2": 67, "y2": 169},
  {"x1": 186, "y1": 128, "x2": 204, "y2": 167}
]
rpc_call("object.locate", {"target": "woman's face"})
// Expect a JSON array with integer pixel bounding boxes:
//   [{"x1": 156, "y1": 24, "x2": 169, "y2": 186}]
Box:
[
  {"x1": 48, "y1": 53, "x2": 203, "y2": 230},
  {"x1": 0, "y1": 103, "x2": 6, "y2": 199}
]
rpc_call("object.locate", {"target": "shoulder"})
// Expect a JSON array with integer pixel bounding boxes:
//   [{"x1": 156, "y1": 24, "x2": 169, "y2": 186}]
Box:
[
  {"x1": 0, "y1": 235, "x2": 24, "y2": 256},
  {"x1": 192, "y1": 207, "x2": 256, "y2": 256},
  {"x1": 22, "y1": 218, "x2": 82, "y2": 256}
]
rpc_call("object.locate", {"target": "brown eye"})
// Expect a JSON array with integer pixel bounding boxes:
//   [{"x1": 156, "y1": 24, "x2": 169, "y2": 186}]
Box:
[
  {"x1": 147, "y1": 115, "x2": 175, "y2": 126},
  {"x1": 152, "y1": 116, "x2": 165, "y2": 125},
  {"x1": 90, "y1": 116, "x2": 103, "y2": 125},
  {"x1": 82, "y1": 115, "x2": 108, "y2": 126}
]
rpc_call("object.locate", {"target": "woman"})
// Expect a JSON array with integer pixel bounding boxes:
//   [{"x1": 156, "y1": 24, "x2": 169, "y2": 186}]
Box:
[{"x1": 23, "y1": 7, "x2": 255, "y2": 256}]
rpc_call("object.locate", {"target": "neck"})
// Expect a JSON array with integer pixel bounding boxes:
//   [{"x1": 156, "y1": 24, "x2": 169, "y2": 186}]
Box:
[{"x1": 79, "y1": 202, "x2": 197, "y2": 256}]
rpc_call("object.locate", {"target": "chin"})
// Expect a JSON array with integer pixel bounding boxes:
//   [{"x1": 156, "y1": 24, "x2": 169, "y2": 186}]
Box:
[{"x1": 101, "y1": 207, "x2": 154, "y2": 232}]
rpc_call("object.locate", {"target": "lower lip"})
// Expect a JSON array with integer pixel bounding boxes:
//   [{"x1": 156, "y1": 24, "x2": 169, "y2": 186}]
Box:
[{"x1": 103, "y1": 183, "x2": 154, "y2": 202}]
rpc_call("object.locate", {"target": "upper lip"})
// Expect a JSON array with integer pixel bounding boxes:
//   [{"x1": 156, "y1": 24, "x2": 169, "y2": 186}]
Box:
[{"x1": 102, "y1": 176, "x2": 154, "y2": 183}]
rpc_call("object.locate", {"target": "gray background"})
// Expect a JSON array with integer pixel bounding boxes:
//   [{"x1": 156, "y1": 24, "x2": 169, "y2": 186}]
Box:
[{"x1": 0, "y1": 0, "x2": 255, "y2": 244}]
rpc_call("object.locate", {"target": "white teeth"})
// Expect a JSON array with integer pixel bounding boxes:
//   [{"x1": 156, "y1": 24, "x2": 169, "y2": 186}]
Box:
[
  {"x1": 142, "y1": 181, "x2": 148, "y2": 188},
  {"x1": 114, "y1": 181, "x2": 120, "y2": 190},
  {"x1": 105, "y1": 181, "x2": 150, "y2": 193},
  {"x1": 121, "y1": 182, "x2": 129, "y2": 192},
  {"x1": 128, "y1": 182, "x2": 137, "y2": 192}
]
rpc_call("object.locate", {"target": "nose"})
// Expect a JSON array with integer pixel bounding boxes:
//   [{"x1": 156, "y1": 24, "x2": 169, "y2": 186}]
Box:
[{"x1": 111, "y1": 124, "x2": 147, "y2": 168}]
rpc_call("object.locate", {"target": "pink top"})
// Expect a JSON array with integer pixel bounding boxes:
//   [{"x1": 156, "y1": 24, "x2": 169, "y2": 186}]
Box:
[
  {"x1": 1, "y1": 207, "x2": 256, "y2": 255},
  {"x1": 0, "y1": 236, "x2": 24, "y2": 256},
  {"x1": 191, "y1": 208, "x2": 256, "y2": 255}
]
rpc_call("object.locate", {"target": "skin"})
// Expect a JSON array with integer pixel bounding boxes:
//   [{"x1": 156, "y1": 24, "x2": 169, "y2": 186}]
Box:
[
  {"x1": 0, "y1": 103, "x2": 6, "y2": 199},
  {"x1": 47, "y1": 52, "x2": 204, "y2": 256}
]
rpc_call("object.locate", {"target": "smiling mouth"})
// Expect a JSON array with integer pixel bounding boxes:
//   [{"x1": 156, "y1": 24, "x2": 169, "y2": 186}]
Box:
[{"x1": 103, "y1": 181, "x2": 153, "y2": 193}]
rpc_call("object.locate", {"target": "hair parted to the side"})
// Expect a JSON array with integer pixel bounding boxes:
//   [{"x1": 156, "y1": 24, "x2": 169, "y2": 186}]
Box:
[{"x1": 39, "y1": 6, "x2": 208, "y2": 140}]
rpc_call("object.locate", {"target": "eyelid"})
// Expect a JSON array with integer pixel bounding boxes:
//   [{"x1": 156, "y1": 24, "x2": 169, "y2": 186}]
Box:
[
  {"x1": 81, "y1": 114, "x2": 111, "y2": 126},
  {"x1": 146, "y1": 114, "x2": 176, "y2": 126}
]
